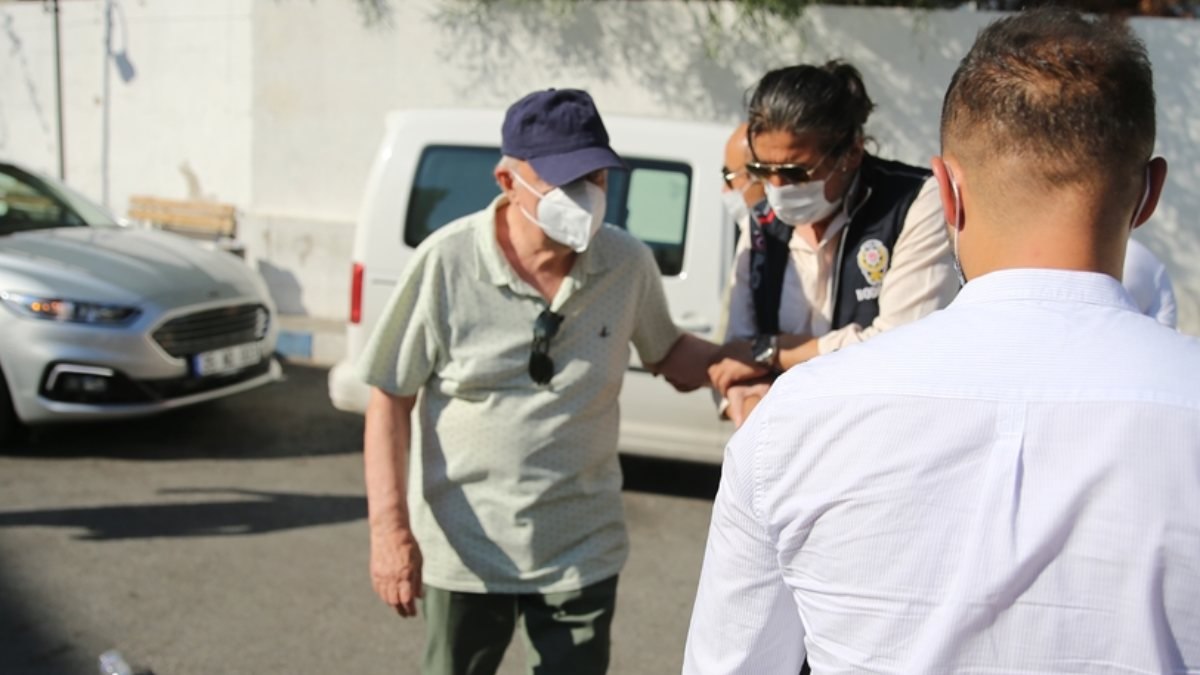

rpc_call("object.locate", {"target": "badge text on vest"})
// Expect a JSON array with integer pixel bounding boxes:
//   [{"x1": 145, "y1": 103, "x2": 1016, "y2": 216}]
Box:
[{"x1": 855, "y1": 239, "x2": 890, "y2": 302}]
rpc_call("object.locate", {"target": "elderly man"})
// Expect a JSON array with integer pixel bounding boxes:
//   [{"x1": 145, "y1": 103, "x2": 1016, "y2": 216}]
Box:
[
  {"x1": 359, "y1": 88, "x2": 711, "y2": 675},
  {"x1": 684, "y1": 9, "x2": 1200, "y2": 674}
]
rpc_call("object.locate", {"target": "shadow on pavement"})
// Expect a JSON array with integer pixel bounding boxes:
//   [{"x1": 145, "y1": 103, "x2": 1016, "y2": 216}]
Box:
[
  {"x1": 619, "y1": 454, "x2": 721, "y2": 501},
  {"x1": 0, "y1": 562, "x2": 77, "y2": 675},
  {"x1": 0, "y1": 488, "x2": 366, "y2": 541},
  {"x1": 4, "y1": 363, "x2": 363, "y2": 461}
]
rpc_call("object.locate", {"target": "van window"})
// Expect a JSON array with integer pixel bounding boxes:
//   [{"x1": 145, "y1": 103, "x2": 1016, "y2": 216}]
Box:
[
  {"x1": 605, "y1": 161, "x2": 690, "y2": 276},
  {"x1": 405, "y1": 145, "x2": 502, "y2": 248},
  {"x1": 405, "y1": 146, "x2": 692, "y2": 276}
]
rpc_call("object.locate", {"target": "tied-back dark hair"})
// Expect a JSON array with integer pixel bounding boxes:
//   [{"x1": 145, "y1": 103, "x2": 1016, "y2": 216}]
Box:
[
  {"x1": 746, "y1": 61, "x2": 875, "y2": 157},
  {"x1": 941, "y1": 8, "x2": 1155, "y2": 187}
]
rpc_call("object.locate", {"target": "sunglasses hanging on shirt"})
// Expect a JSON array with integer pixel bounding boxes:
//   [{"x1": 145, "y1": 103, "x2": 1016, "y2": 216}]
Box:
[{"x1": 529, "y1": 309, "x2": 564, "y2": 385}]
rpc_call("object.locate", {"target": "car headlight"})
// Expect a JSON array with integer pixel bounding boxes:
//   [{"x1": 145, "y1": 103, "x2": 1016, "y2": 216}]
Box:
[{"x1": 0, "y1": 291, "x2": 141, "y2": 326}]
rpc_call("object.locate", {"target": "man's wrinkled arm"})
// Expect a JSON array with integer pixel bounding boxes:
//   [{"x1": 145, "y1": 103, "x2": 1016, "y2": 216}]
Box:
[
  {"x1": 364, "y1": 388, "x2": 423, "y2": 617},
  {"x1": 651, "y1": 333, "x2": 720, "y2": 392}
]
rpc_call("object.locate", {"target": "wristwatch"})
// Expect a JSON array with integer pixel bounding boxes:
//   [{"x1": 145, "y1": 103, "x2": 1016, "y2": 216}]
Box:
[{"x1": 751, "y1": 334, "x2": 778, "y2": 369}]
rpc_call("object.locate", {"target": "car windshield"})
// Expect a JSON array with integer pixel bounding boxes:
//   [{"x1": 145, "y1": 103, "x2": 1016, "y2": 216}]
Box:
[{"x1": 0, "y1": 164, "x2": 116, "y2": 236}]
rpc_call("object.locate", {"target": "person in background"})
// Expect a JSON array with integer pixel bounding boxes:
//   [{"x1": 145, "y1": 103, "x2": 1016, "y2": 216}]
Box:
[
  {"x1": 710, "y1": 62, "x2": 958, "y2": 426},
  {"x1": 1123, "y1": 237, "x2": 1177, "y2": 328},
  {"x1": 684, "y1": 9, "x2": 1200, "y2": 673},
  {"x1": 716, "y1": 123, "x2": 774, "y2": 424},
  {"x1": 719, "y1": 122, "x2": 767, "y2": 233},
  {"x1": 359, "y1": 88, "x2": 713, "y2": 675}
]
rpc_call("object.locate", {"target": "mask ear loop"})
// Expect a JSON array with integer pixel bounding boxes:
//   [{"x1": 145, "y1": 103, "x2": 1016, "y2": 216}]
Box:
[{"x1": 947, "y1": 169, "x2": 967, "y2": 286}]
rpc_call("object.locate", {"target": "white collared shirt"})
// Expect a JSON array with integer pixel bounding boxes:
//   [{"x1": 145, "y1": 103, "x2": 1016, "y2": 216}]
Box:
[
  {"x1": 1123, "y1": 238, "x2": 1177, "y2": 329},
  {"x1": 685, "y1": 269, "x2": 1200, "y2": 674}
]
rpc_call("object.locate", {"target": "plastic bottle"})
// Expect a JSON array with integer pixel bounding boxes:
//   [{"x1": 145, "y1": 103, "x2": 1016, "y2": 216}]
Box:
[{"x1": 98, "y1": 649, "x2": 134, "y2": 675}]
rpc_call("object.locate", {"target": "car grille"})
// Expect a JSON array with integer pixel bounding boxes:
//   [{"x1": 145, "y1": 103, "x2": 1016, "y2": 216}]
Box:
[{"x1": 152, "y1": 303, "x2": 270, "y2": 358}]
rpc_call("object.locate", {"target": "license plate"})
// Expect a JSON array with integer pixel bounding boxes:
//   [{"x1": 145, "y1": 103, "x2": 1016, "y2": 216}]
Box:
[{"x1": 193, "y1": 343, "x2": 262, "y2": 377}]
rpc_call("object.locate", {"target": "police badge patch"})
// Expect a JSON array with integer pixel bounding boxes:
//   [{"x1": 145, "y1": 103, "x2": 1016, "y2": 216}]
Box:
[
  {"x1": 855, "y1": 239, "x2": 890, "y2": 301},
  {"x1": 857, "y1": 239, "x2": 890, "y2": 284}
]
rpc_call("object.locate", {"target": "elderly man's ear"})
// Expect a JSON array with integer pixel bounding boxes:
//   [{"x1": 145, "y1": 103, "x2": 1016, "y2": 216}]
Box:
[{"x1": 495, "y1": 166, "x2": 516, "y2": 194}]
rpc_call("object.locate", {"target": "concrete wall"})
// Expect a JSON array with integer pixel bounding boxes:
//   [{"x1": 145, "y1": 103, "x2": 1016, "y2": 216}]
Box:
[
  {"x1": 3, "y1": 0, "x2": 1200, "y2": 334},
  {"x1": 0, "y1": 0, "x2": 252, "y2": 211}
]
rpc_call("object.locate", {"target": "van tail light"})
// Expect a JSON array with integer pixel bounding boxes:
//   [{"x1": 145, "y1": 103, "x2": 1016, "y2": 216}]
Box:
[{"x1": 350, "y1": 262, "x2": 364, "y2": 325}]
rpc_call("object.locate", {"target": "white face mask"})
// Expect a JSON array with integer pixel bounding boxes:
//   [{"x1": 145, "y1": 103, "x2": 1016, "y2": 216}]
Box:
[
  {"x1": 721, "y1": 183, "x2": 754, "y2": 226},
  {"x1": 764, "y1": 180, "x2": 842, "y2": 227},
  {"x1": 947, "y1": 172, "x2": 967, "y2": 287},
  {"x1": 512, "y1": 171, "x2": 607, "y2": 252}
]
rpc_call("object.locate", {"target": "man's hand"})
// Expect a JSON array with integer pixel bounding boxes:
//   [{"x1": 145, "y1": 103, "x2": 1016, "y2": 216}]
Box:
[
  {"x1": 726, "y1": 381, "x2": 772, "y2": 428},
  {"x1": 370, "y1": 529, "x2": 424, "y2": 617},
  {"x1": 709, "y1": 357, "x2": 769, "y2": 396}
]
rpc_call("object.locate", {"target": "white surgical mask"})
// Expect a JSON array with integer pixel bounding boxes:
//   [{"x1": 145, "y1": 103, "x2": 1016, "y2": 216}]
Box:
[
  {"x1": 764, "y1": 180, "x2": 842, "y2": 226},
  {"x1": 721, "y1": 184, "x2": 754, "y2": 226},
  {"x1": 512, "y1": 171, "x2": 606, "y2": 252}
]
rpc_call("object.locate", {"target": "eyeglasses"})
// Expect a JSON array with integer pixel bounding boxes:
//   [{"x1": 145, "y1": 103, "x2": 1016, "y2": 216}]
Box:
[
  {"x1": 529, "y1": 309, "x2": 564, "y2": 385},
  {"x1": 721, "y1": 166, "x2": 743, "y2": 188}
]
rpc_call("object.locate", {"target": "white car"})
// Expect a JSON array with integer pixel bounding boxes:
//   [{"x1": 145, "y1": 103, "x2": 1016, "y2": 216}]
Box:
[{"x1": 0, "y1": 161, "x2": 281, "y2": 447}]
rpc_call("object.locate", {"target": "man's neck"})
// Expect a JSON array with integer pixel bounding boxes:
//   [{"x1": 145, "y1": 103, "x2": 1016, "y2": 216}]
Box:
[
  {"x1": 496, "y1": 201, "x2": 576, "y2": 302},
  {"x1": 968, "y1": 208, "x2": 1128, "y2": 281}
]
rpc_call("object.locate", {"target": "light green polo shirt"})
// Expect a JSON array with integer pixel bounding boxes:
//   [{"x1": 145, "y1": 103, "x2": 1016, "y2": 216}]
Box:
[{"x1": 358, "y1": 196, "x2": 681, "y2": 594}]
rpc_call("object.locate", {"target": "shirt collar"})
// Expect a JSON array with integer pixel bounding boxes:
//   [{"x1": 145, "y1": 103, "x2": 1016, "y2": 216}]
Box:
[{"x1": 952, "y1": 268, "x2": 1139, "y2": 313}]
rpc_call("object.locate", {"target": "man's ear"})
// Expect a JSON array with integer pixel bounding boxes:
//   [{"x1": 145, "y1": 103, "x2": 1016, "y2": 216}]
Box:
[
  {"x1": 495, "y1": 165, "x2": 516, "y2": 196},
  {"x1": 930, "y1": 156, "x2": 962, "y2": 231},
  {"x1": 1132, "y1": 156, "x2": 1168, "y2": 230}
]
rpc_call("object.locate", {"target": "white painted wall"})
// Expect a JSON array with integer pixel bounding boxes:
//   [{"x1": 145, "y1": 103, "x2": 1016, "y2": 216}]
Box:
[
  {"x1": 0, "y1": 0, "x2": 252, "y2": 217},
  {"x1": 4, "y1": 0, "x2": 1200, "y2": 333}
]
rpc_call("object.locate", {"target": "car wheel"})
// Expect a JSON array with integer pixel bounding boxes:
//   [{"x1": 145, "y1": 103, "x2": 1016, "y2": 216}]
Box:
[{"x1": 0, "y1": 368, "x2": 27, "y2": 449}]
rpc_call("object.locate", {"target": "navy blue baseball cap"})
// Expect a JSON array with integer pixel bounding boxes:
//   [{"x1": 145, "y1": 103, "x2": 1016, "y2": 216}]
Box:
[{"x1": 501, "y1": 89, "x2": 627, "y2": 187}]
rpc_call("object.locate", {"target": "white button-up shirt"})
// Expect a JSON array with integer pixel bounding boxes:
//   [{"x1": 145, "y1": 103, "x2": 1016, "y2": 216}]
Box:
[
  {"x1": 685, "y1": 269, "x2": 1200, "y2": 675},
  {"x1": 1123, "y1": 238, "x2": 1177, "y2": 329}
]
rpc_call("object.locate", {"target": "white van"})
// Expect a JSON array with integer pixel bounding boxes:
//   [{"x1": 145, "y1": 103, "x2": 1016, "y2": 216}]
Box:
[{"x1": 327, "y1": 109, "x2": 737, "y2": 463}]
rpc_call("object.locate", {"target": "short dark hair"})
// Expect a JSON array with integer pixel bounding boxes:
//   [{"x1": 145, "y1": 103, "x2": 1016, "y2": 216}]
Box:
[
  {"x1": 941, "y1": 8, "x2": 1155, "y2": 186},
  {"x1": 746, "y1": 61, "x2": 875, "y2": 157}
]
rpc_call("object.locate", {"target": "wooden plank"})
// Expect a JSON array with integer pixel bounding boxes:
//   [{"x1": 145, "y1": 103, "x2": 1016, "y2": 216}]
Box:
[{"x1": 127, "y1": 194, "x2": 237, "y2": 237}]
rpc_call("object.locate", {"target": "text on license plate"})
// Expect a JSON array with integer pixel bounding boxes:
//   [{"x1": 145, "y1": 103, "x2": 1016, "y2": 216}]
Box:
[{"x1": 193, "y1": 343, "x2": 262, "y2": 377}]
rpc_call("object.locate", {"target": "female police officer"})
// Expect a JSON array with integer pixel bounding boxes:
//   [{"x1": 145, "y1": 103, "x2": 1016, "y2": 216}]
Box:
[{"x1": 713, "y1": 61, "x2": 959, "y2": 425}]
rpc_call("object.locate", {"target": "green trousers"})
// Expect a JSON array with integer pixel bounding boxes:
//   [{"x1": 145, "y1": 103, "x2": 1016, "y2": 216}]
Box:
[{"x1": 419, "y1": 576, "x2": 619, "y2": 675}]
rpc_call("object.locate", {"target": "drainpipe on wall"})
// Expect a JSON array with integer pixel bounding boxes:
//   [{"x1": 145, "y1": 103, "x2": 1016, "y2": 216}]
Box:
[{"x1": 52, "y1": 0, "x2": 66, "y2": 181}]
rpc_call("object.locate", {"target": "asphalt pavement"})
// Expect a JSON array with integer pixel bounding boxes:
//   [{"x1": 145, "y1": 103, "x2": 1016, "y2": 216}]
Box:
[{"x1": 0, "y1": 362, "x2": 722, "y2": 675}]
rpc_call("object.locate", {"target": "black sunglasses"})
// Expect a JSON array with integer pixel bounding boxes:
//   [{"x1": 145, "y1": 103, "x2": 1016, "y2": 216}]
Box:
[
  {"x1": 744, "y1": 155, "x2": 831, "y2": 185},
  {"x1": 529, "y1": 309, "x2": 564, "y2": 385}
]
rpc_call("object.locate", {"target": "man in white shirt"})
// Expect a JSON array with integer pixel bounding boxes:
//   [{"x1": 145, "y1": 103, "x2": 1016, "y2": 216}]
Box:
[
  {"x1": 1123, "y1": 237, "x2": 1178, "y2": 328},
  {"x1": 684, "y1": 8, "x2": 1200, "y2": 674}
]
